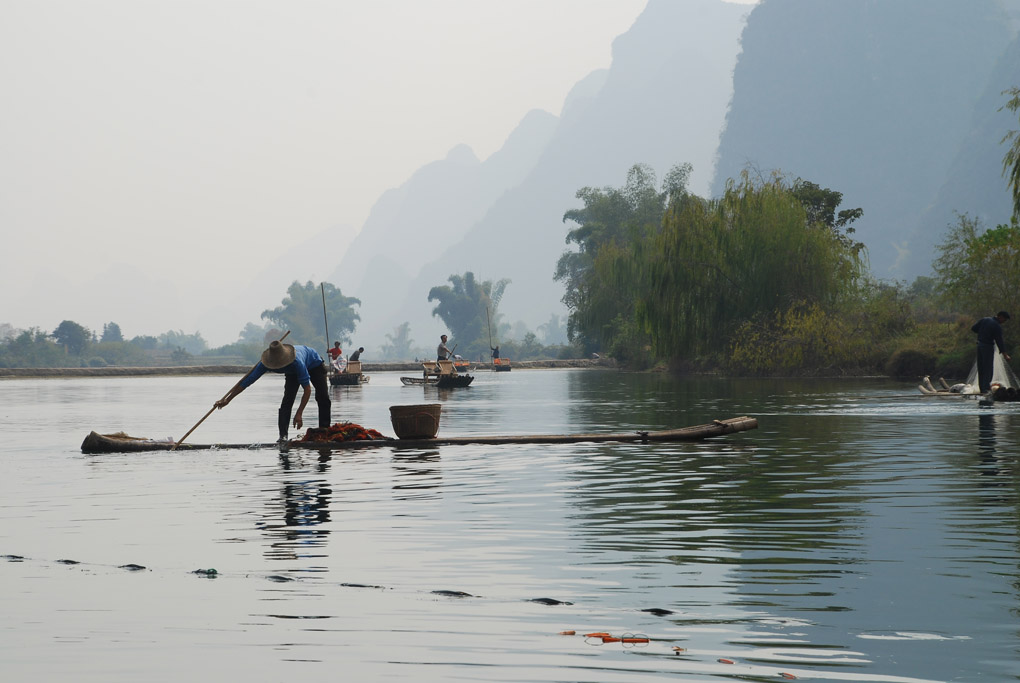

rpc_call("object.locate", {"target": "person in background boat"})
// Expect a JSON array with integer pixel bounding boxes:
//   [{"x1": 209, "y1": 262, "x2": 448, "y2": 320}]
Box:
[
  {"x1": 328, "y1": 342, "x2": 347, "y2": 373},
  {"x1": 437, "y1": 335, "x2": 453, "y2": 361},
  {"x1": 327, "y1": 341, "x2": 342, "y2": 367},
  {"x1": 214, "y1": 341, "x2": 331, "y2": 441},
  {"x1": 972, "y1": 311, "x2": 1011, "y2": 393},
  {"x1": 349, "y1": 347, "x2": 364, "y2": 362}
]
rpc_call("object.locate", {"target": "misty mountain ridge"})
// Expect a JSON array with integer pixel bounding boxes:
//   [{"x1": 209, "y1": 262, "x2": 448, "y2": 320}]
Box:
[{"x1": 713, "y1": 0, "x2": 1019, "y2": 277}]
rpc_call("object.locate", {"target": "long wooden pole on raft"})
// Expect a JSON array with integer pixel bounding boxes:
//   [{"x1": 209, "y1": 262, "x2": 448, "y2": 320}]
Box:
[
  {"x1": 171, "y1": 330, "x2": 291, "y2": 450},
  {"x1": 321, "y1": 283, "x2": 330, "y2": 359},
  {"x1": 486, "y1": 307, "x2": 493, "y2": 350}
]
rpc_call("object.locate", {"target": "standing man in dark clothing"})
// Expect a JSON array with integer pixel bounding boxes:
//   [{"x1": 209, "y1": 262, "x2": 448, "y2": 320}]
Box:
[
  {"x1": 215, "y1": 340, "x2": 331, "y2": 441},
  {"x1": 972, "y1": 311, "x2": 1011, "y2": 392}
]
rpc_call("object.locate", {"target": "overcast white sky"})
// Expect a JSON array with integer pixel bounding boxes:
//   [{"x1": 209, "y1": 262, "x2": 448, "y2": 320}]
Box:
[{"x1": 1, "y1": 0, "x2": 754, "y2": 345}]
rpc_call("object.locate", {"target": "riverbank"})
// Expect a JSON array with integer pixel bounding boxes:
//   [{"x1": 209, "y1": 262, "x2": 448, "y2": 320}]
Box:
[{"x1": 0, "y1": 357, "x2": 616, "y2": 378}]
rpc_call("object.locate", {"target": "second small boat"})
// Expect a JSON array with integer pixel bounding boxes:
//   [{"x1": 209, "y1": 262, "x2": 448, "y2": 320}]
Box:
[{"x1": 401, "y1": 360, "x2": 473, "y2": 388}]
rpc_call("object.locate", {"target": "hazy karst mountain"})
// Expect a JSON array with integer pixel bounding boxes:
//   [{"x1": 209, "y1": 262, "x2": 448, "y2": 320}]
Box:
[
  {"x1": 712, "y1": 0, "x2": 1015, "y2": 279},
  {"x1": 907, "y1": 30, "x2": 1020, "y2": 272},
  {"x1": 376, "y1": 0, "x2": 749, "y2": 351},
  {"x1": 326, "y1": 109, "x2": 558, "y2": 350}
]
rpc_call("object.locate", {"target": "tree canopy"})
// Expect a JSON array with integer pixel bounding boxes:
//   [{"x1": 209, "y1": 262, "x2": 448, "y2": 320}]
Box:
[
  {"x1": 555, "y1": 163, "x2": 690, "y2": 355},
  {"x1": 101, "y1": 322, "x2": 123, "y2": 343},
  {"x1": 53, "y1": 320, "x2": 91, "y2": 355},
  {"x1": 556, "y1": 165, "x2": 867, "y2": 368},
  {"x1": 428, "y1": 272, "x2": 509, "y2": 358},
  {"x1": 933, "y1": 213, "x2": 1020, "y2": 318},
  {"x1": 261, "y1": 281, "x2": 361, "y2": 350},
  {"x1": 380, "y1": 322, "x2": 416, "y2": 361}
]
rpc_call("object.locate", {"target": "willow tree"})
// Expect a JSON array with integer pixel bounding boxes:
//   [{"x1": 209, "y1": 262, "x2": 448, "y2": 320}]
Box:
[
  {"x1": 428, "y1": 272, "x2": 509, "y2": 358},
  {"x1": 634, "y1": 172, "x2": 866, "y2": 363},
  {"x1": 261, "y1": 281, "x2": 361, "y2": 349},
  {"x1": 556, "y1": 162, "x2": 691, "y2": 355}
]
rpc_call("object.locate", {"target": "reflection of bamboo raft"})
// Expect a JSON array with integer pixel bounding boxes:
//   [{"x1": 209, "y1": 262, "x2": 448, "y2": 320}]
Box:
[{"x1": 81, "y1": 416, "x2": 758, "y2": 453}]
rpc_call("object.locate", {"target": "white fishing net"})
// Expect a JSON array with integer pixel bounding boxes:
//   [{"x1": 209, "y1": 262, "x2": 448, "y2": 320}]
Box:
[{"x1": 963, "y1": 352, "x2": 1020, "y2": 390}]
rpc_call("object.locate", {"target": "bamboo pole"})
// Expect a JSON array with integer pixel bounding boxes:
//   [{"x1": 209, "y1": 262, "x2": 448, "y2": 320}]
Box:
[{"x1": 171, "y1": 330, "x2": 290, "y2": 449}]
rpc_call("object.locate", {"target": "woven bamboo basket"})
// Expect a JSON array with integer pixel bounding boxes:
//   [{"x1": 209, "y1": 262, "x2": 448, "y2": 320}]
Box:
[{"x1": 389, "y1": 403, "x2": 442, "y2": 439}]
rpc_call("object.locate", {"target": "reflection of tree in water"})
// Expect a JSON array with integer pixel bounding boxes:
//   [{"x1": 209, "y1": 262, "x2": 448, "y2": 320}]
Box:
[
  {"x1": 261, "y1": 452, "x2": 333, "y2": 562},
  {"x1": 391, "y1": 451, "x2": 442, "y2": 502},
  {"x1": 564, "y1": 373, "x2": 867, "y2": 613}
]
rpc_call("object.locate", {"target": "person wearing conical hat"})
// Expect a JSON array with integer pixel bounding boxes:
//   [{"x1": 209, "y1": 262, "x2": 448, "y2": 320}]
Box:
[{"x1": 214, "y1": 340, "x2": 331, "y2": 440}]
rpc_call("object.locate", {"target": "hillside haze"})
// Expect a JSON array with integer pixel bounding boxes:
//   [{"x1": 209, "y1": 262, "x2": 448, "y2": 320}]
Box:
[
  {"x1": 332, "y1": 0, "x2": 749, "y2": 353},
  {"x1": 712, "y1": 0, "x2": 1017, "y2": 278},
  {"x1": 244, "y1": 0, "x2": 1020, "y2": 356}
]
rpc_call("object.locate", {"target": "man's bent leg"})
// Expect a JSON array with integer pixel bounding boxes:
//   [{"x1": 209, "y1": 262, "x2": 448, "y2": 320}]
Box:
[
  {"x1": 977, "y1": 344, "x2": 995, "y2": 393},
  {"x1": 310, "y1": 363, "x2": 331, "y2": 428},
  {"x1": 279, "y1": 375, "x2": 300, "y2": 438}
]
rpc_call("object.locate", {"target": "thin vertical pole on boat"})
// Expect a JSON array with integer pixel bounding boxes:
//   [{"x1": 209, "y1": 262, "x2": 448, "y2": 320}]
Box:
[
  {"x1": 172, "y1": 330, "x2": 290, "y2": 450},
  {"x1": 486, "y1": 307, "x2": 493, "y2": 349},
  {"x1": 321, "y1": 282, "x2": 331, "y2": 354}
]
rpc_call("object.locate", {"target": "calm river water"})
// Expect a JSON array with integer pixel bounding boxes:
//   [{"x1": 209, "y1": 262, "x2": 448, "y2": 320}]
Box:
[{"x1": 1, "y1": 369, "x2": 1017, "y2": 682}]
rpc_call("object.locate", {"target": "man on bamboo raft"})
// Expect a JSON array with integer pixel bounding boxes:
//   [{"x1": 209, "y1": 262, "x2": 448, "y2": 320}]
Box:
[
  {"x1": 972, "y1": 311, "x2": 1011, "y2": 394},
  {"x1": 215, "y1": 341, "x2": 331, "y2": 442}
]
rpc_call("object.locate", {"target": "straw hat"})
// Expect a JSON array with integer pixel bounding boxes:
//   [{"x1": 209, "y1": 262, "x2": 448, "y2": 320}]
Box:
[{"x1": 261, "y1": 340, "x2": 296, "y2": 369}]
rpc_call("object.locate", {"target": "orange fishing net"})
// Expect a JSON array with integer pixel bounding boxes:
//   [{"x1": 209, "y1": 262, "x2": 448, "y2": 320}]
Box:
[{"x1": 298, "y1": 422, "x2": 387, "y2": 443}]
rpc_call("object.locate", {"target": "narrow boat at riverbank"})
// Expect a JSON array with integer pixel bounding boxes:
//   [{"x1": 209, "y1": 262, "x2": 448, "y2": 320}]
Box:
[{"x1": 81, "y1": 416, "x2": 758, "y2": 454}]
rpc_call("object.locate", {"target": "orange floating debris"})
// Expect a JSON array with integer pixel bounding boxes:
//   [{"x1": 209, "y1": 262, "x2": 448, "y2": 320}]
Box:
[
  {"x1": 601, "y1": 637, "x2": 622, "y2": 643},
  {"x1": 621, "y1": 638, "x2": 649, "y2": 643},
  {"x1": 584, "y1": 632, "x2": 611, "y2": 638},
  {"x1": 718, "y1": 658, "x2": 735, "y2": 664},
  {"x1": 671, "y1": 646, "x2": 687, "y2": 654},
  {"x1": 779, "y1": 674, "x2": 797, "y2": 680},
  {"x1": 558, "y1": 630, "x2": 576, "y2": 636}
]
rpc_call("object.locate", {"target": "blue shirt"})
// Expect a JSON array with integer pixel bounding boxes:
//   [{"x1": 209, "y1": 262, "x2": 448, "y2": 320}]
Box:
[
  {"x1": 972, "y1": 317, "x2": 1006, "y2": 353},
  {"x1": 240, "y1": 345, "x2": 324, "y2": 388}
]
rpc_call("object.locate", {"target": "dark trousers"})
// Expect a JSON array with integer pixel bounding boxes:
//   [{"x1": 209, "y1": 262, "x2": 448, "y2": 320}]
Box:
[
  {"x1": 279, "y1": 363, "x2": 331, "y2": 438},
  {"x1": 976, "y1": 343, "x2": 996, "y2": 393}
]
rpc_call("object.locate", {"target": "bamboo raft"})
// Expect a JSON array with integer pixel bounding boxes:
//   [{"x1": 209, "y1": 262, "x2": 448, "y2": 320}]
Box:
[{"x1": 81, "y1": 416, "x2": 758, "y2": 454}]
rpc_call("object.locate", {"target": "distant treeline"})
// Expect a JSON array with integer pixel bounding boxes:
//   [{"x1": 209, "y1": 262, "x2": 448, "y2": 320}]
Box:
[
  {"x1": 0, "y1": 321, "x2": 263, "y2": 369},
  {"x1": 0, "y1": 287, "x2": 579, "y2": 369}
]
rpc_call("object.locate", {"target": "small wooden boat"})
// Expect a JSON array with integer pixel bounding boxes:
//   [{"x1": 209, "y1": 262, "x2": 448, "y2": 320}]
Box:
[
  {"x1": 400, "y1": 375, "x2": 474, "y2": 388},
  {"x1": 401, "y1": 360, "x2": 473, "y2": 388},
  {"x1": 330, "y1": 360, "x2": 369, "y2": 386},
  {"x1": 80, "y1": 416, "x2": 758, "y2": 454},
  {"x1": 492, "y1": 357, "x2": 511, "y2": 372}
]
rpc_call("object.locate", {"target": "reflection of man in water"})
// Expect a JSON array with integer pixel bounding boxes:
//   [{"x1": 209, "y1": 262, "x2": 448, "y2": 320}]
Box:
[
  {"x1": 976, "y1": 413, "x2": 1012, "y2": 491},
  {"x1": 972, "y1": 311, "x2": 1010, "y2": 393},
  {"x1": 264, "y1": 453, "x2": 333, "y2": 561}
]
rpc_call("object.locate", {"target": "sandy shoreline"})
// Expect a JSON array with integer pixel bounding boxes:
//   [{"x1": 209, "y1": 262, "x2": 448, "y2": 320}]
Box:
[{"x1": 0, "y1": 358, "x2": 615, "y2": 378}]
